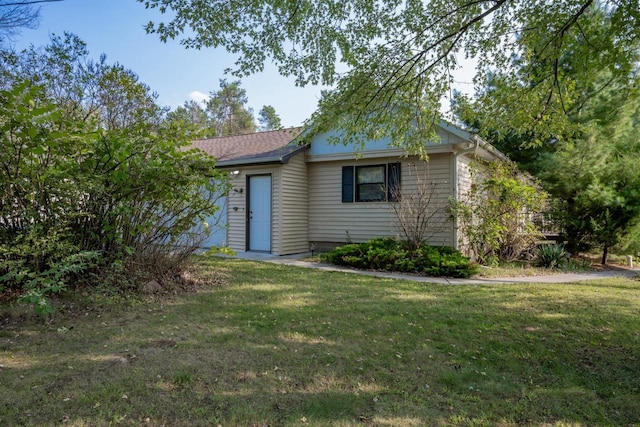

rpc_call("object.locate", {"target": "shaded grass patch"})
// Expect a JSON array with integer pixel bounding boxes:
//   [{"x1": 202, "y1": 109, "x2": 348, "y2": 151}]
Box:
[{"x1": 1, "y1": 257, "x2": 639, "y2": 426}]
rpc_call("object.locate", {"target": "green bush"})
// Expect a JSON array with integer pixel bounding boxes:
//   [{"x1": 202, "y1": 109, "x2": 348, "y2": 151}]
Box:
[
  {"x1": 535, "y1": 244, "x2": 568, "y2": 268},
  {"x1": 0, "y1": 79, "x2": 227, "y2": 314},
  {"x1": 323, "y1": 243, "x2": 367, "y2": 268},
  {"x1": 563, "y1": 257, "x2": 592, "y2": 271},
  {"x1": 324, "y1": 238, "x2": 478, "y2": 278},
  {"x1": 451, "y1": 160, "x2": 547, "y2": 264}
]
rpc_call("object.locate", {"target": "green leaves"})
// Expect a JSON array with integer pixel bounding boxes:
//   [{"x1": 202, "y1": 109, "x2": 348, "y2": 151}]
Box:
[
  {"x1": 324, "y1": 237, "x2": 478, "y2": 278},
  {"x1": 451, "y1": 6, "x2": 640, "y2": 263},
  {"x1": 453, "y1": 160, "x2": 548, "y2": 264},
  {"x1": 139, "y1": 0, "x2": 638, "y2": 151},
  {"x1": 1, "y1": 33, "x2": 165, "y2": 131},
  {"x1": 462, "y1": 4, "x2": 638, "y2": 146},
  {"x1": 1, "y1": 36, "x2": 230, "y2": 313}
]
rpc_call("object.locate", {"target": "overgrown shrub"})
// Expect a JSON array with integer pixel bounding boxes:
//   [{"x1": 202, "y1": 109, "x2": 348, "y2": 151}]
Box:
[
  {"x1": 452, "y1": 160, "x2": 547, "y2": 264},
  {"x1": 324, "y1": 238, "x2": 478, "y2": 278},
  {"x1": 535, "y1": 244, "x2": 568, "y2": 268},
  {"x1": 0, "y1": 81, "x2": 227, "y2": 313},
  {"x1": 1, "y1": 248, "x2": 101, "y2": 315}
]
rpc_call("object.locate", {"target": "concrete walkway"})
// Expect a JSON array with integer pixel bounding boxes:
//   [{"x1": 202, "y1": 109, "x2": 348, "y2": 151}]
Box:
[{"x1": 230, "y1": 251, "x2": 640, "y2": 285}]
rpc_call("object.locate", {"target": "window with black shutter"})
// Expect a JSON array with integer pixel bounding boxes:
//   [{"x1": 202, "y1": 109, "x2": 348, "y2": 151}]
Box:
[{"x1": 341, "y1": 163, "x2": 401, "y2": 203}]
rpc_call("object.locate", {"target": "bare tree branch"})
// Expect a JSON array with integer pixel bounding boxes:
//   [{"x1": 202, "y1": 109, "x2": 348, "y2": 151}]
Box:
[
  {"x1": 0, "y1": 0, "x2": 64, "y2": 41},
  {"x1": 390, "y1": 163, "x2": 448, "y2": 251},
  {"x1": 0, "y1": 1, "x2": 63, "y2": 6}
]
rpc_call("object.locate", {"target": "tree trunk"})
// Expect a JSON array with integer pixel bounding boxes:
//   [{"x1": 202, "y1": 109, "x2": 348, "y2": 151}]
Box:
[{"x1": 601, "y1": 244, "x2": 608, "y2": 265}]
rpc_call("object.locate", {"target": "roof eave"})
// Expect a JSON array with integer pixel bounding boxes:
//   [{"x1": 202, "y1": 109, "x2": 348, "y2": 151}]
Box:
[
  {"x1": 472, "y1": 135, "x2": 510, "y2": 161},
  {"x1": 215, "y1": 145, "x2": 306, "y2": 168}
]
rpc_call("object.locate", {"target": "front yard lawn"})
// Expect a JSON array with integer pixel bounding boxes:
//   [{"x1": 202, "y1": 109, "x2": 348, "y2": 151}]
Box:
[{"x1": 1, "y1": 257, "x2": 639, "y2": 426}]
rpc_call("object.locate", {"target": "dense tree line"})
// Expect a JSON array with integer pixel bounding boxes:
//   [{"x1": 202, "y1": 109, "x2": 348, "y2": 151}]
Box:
[{"x1": 454, "y1": 6, "x2": 640, "y2": 263}]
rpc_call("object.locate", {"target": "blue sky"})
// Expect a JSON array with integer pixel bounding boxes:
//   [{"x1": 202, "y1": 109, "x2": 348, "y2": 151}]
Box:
[
  {"x1": 9, "y1": 0, "x2": 325, "y2": 128},
  {"x1": 9, "y1": 0, "x2": 476, "y2": 128}
]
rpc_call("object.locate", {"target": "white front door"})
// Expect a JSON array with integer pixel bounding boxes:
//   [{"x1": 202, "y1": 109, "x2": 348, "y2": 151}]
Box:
[{"x1": 248, "y1": 175, "x2": 271, "y2": 251}]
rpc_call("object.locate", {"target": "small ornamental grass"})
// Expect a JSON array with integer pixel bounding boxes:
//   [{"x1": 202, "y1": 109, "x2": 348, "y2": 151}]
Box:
[
  {"x1": 324, "y1": 237, "x2": 478, "y2": 278},
  {"x1": 535, "y1": 244, "x2": 568, "y2": 268}
]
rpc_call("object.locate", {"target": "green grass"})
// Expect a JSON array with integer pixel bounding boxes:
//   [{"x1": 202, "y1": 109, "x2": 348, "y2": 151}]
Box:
[
  {"x1": 474, "y1": 258, "x2": 597, "y2": 278},
  {"x1": 1, "y1": 257, "x2": 639, "y2": 426},
  {"x1": 473, "y1": 262, "x2": 547, "y2": 278}
]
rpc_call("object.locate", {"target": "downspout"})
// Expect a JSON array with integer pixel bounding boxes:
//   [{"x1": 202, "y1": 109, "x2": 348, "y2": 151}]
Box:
[{"x1": 452, "y1": 135, "x2": 480, "y2": 250}]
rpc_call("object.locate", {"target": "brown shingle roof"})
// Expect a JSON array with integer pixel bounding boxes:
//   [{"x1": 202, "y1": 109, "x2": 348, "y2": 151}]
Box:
[{"x1": 191, "y1": 128, "x2": 304, "y2": 166}]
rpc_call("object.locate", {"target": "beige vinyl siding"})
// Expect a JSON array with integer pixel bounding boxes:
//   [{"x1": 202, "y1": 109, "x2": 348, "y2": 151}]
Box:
[
  {"x1": 457, "y1": 154, "x2": 474, "y2": 201},
  {"x1": 227, "y1": 165, "x2": 281, "y2": 254},
  {"x1": 226, "y1": 173, "x2": 246, "y2": 253},
  {"x1": 455, "y1": 154, "x2": 474, "y2": 253},
  {"x1": 279, "y1": 152, "x2": 309, "y2": 255},
  {"x1": 308, "y1": 154, "x2": 455, "y2": 247}
]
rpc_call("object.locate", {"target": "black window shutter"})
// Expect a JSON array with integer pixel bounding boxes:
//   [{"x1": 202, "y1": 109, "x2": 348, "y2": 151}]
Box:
[
  {"x1": 387, "y1": 162, "x2": 401, "y2": 201},
  {"x1": 342, "y1": 166, "x2": 354, "y2": 203}
]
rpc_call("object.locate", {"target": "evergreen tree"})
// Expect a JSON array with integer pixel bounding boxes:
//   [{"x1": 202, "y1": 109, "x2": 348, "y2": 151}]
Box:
[
  {"x1": 453, "y1": 7, "x2": 640, "y2": 263},
  {"x1": 206, "y1": 79, "x2": 255, "y2": 137},
  {"x1": 258, "y1": 105, "x2": 282, "y2": 131}
]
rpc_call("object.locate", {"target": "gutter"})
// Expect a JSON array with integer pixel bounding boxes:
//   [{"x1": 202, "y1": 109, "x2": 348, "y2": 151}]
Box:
[
  {"x1": 475, "y1": 136, "x2": 509, "y2": 162},
  {"x1": 216, "y1": 156, "x2": 289, "y2": 168},
  {"x1": 215, "y1": 144, "x2": 307, "y2": 168}
]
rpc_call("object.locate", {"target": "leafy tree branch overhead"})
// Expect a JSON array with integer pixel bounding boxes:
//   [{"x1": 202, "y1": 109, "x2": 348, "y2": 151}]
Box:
[{"x1": 138, "y1": 0, "x2": 639, "y2": 151}]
